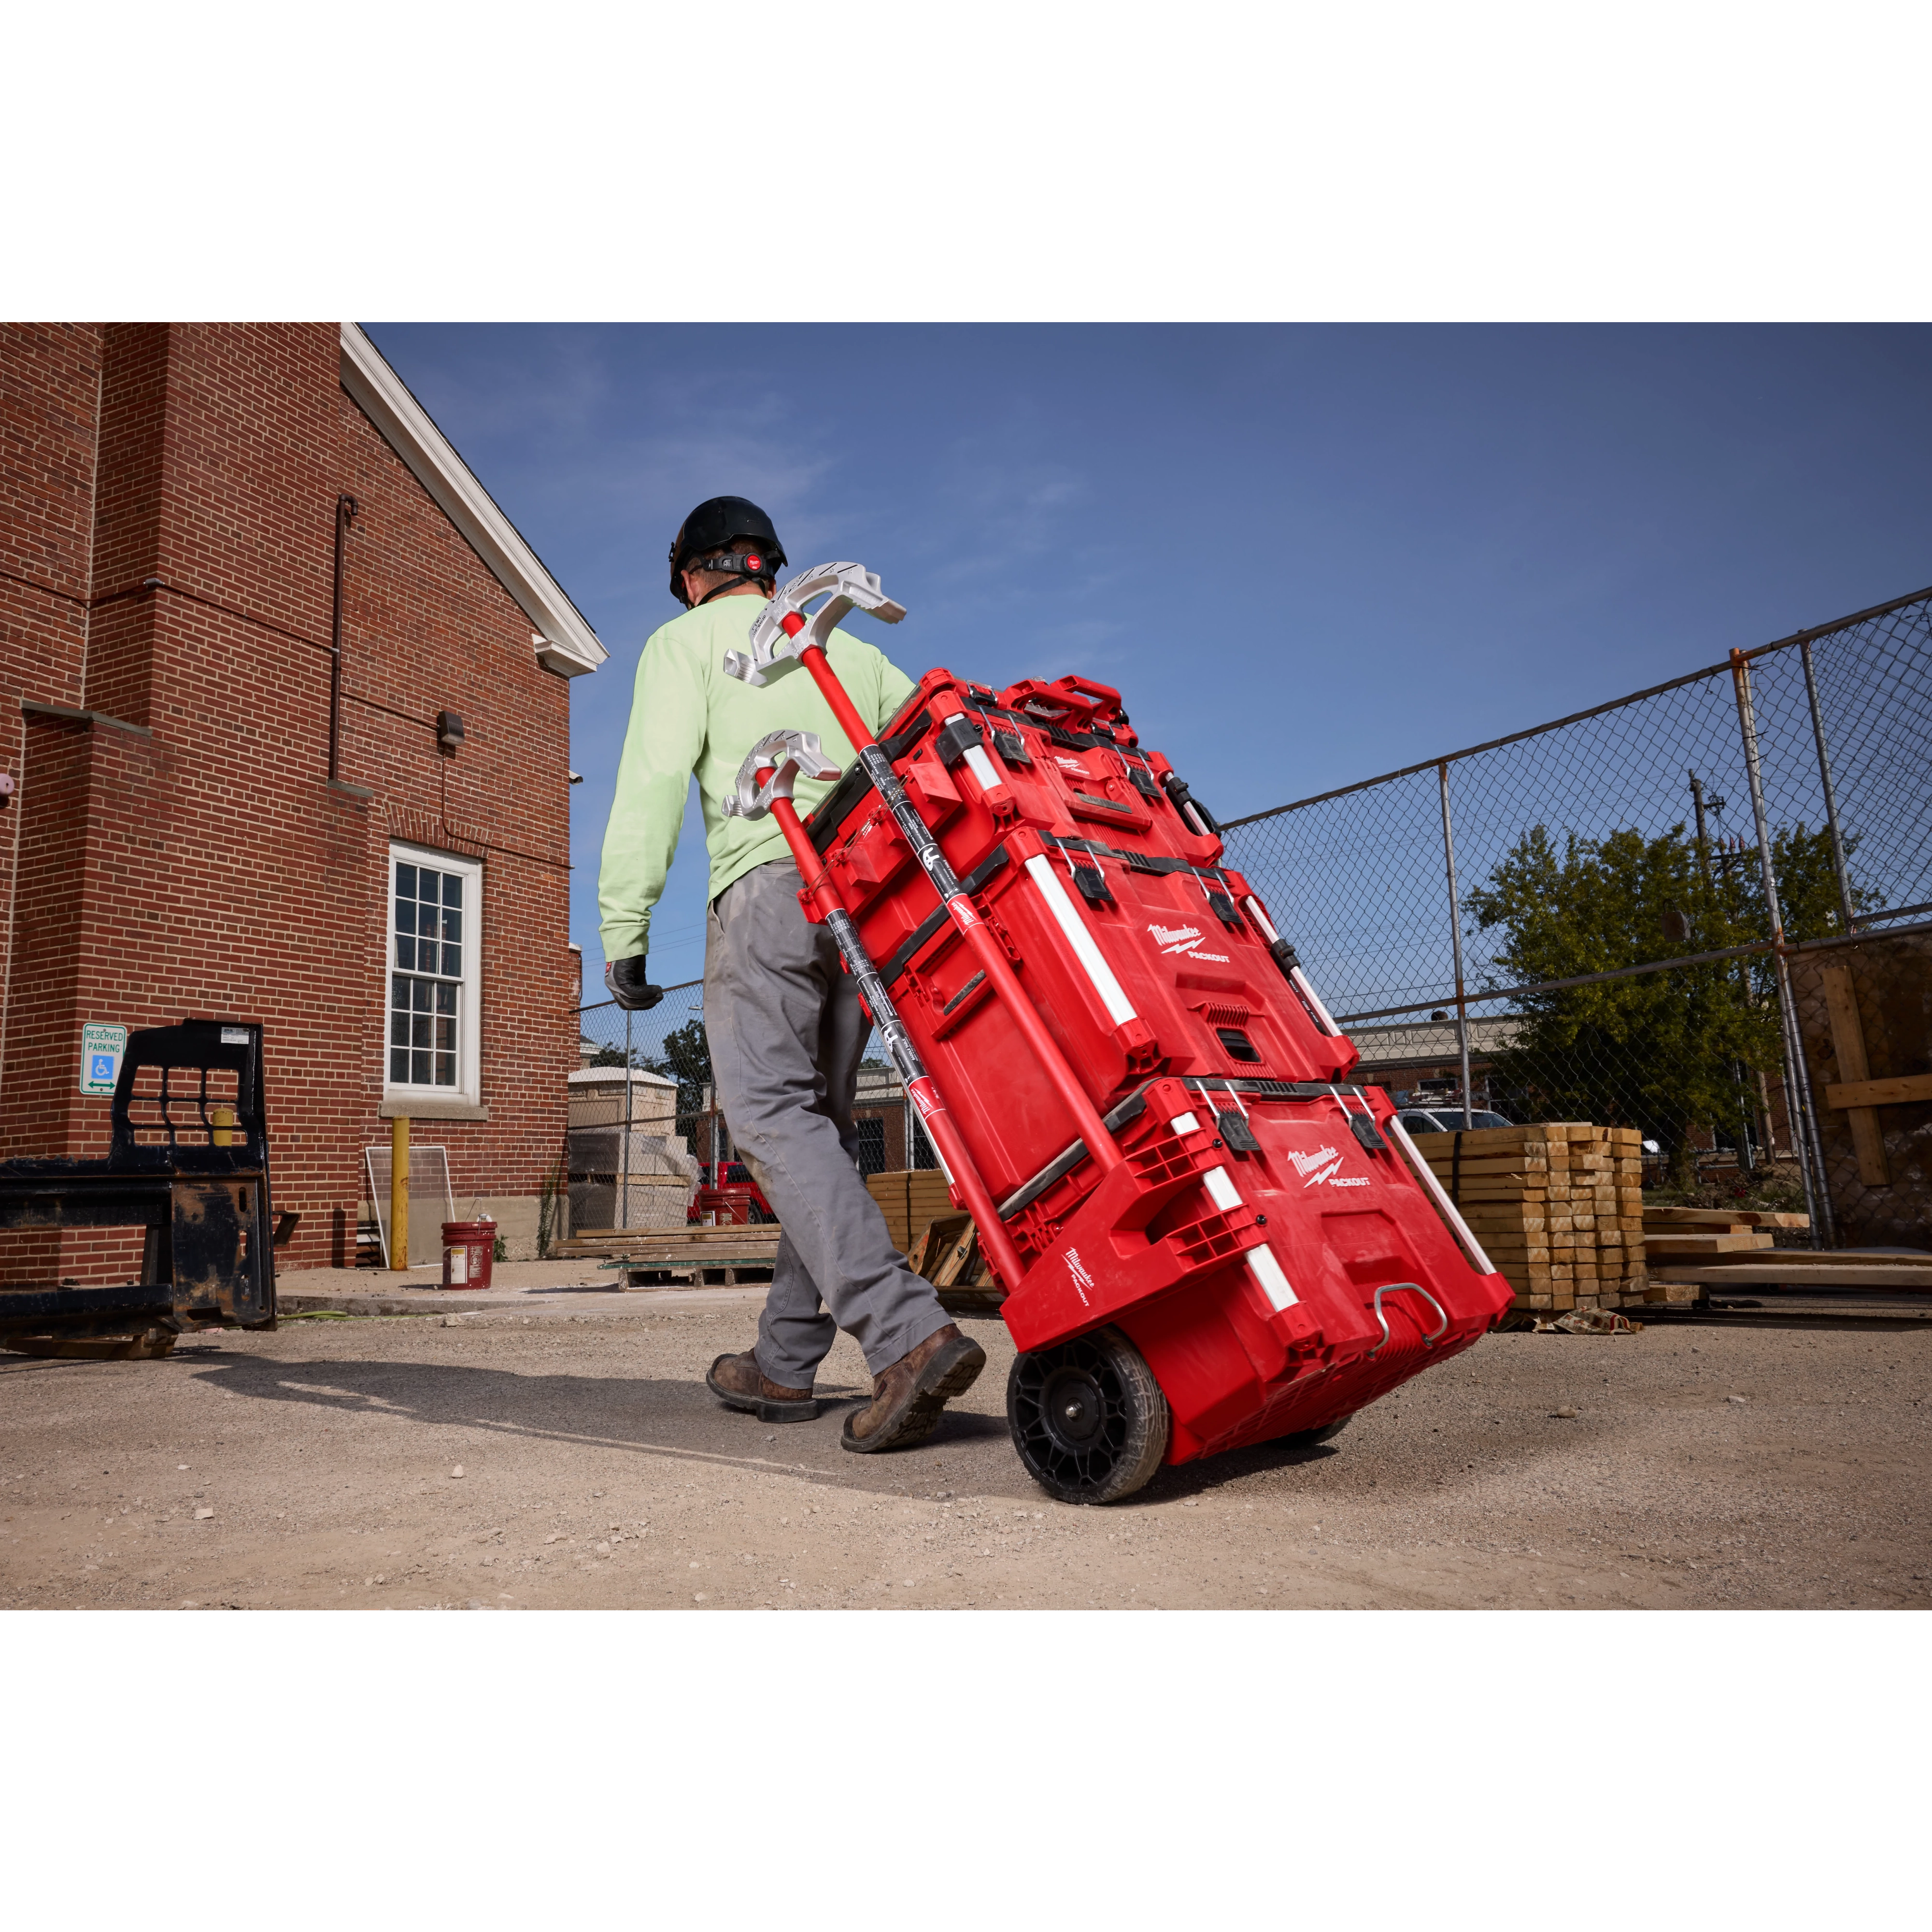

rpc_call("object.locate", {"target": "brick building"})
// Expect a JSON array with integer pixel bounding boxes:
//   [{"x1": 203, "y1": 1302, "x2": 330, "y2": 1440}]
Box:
[{"x1": 0, "y1": 323, "x2": 604, "y2": 1275}]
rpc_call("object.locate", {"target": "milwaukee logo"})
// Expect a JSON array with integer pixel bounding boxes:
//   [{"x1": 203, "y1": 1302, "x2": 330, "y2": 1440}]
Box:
[
  {"x1": 1053, "y1": 755, "x2": 1089, "y2": 776},
  {"x1": 1065, "y1": 1248, "x2": 1094, "y2": 1306},
  {"x1": 1148, "y1": 922, "x2": 1229, "y2": 965},
  {"x1": 1287, "y1": 1143, "x2": 1369, "y2": 1189}
]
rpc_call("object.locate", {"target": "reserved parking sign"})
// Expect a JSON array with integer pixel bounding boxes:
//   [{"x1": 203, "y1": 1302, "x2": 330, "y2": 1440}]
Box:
[{"x1": 79, "y1": 1022, "x2": 128, "y2": 1096}]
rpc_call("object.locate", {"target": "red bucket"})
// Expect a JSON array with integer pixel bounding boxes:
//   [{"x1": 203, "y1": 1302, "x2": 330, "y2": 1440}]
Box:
[{"x1": 440, "y1": 1219, "x2": 497, "y2": 1291}]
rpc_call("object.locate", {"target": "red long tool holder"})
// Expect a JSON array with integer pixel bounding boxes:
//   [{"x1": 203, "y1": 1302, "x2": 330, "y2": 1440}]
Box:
[
  {"x1": 739, "y1": 743, "x2": 1027, "y2": 1290},
  {"x1": 727, "y1": 567, "x2": 1513, "y2": 1504},
  {"x1": 781, "y1": 621, "x2": 1129, "y2": 1182}
]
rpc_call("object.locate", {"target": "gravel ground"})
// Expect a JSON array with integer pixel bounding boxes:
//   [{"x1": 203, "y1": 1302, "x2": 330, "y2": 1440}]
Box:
[{"x1": 3, "y1": 1300, "x2": 1929, "y2": 1610}]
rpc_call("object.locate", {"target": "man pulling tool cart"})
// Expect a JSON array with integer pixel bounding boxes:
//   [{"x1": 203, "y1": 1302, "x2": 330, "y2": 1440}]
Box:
[{"x1": 597, "y1": 497, "x2": 985, "y2": 1450}]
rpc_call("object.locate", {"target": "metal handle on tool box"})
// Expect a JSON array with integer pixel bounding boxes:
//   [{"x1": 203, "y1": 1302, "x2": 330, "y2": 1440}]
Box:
[{"x1": 1368, "y1": 1282, "x2": 1448, "y2": 1357}]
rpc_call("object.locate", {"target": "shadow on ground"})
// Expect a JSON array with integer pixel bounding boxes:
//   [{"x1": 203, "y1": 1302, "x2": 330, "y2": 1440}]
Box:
[{"x1": 188, "y1": 1352, "x2": 1363, "y2": 1506}]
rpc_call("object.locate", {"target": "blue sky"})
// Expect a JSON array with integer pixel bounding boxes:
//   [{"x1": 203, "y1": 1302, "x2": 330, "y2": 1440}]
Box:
[{"x1": 365, "y1": 324, "x2": 1932, "y2": 995}]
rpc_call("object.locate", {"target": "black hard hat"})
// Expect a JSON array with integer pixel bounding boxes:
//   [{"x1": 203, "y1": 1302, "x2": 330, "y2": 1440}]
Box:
[{"x1": 668, "y1": 496, "x2": 787, "y2": 606}]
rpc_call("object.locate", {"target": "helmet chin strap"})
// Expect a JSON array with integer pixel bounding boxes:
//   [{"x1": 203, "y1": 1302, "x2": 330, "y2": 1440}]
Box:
[{"x1": 694, "y1": 574, "x2": 772, "y2": 607}]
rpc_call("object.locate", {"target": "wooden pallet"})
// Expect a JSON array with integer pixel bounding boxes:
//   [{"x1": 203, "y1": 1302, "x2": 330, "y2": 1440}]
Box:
[
  {"x1": 1648, "y1": 1257, "x2": 1932, "y2": 1290},
  {"x1": 555, "y1": 1228, "x2": 782, "y2": 1286}
]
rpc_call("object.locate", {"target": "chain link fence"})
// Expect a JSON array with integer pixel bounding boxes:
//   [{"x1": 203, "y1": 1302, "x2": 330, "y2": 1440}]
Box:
[
  {"x1": 1789, "y1": 929, "x2": 1932, "y2": 1249},
  {"x1": 1221, "y1": 584, "x2": 1932, "y2": 1250},
  {"x1": 555, "y1": 586, "x2": 1929, "y2": 1257},
  {"x1": 559, "y1": 978, "x2": 936, "y2": 1246}
]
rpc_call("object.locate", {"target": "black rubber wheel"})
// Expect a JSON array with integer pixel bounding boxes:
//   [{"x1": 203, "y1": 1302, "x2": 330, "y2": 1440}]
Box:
[
  {"x1": 1277, "y1": 1415, "x2": 1351, "y2": 1451},
  {"x1": 1007, "y1": 1325, "x2": 1170, "y2": 1505}
]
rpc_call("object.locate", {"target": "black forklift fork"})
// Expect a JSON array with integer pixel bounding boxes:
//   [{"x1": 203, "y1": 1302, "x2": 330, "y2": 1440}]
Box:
[{"x1": 0, "y1": 1019, "x2": 282, "y2": 1345}]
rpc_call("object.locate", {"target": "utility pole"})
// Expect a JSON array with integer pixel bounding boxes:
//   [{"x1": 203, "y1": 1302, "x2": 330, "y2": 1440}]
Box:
[{"x1": 1688, "y1": 770, "x2": 1715, "y2": 890}]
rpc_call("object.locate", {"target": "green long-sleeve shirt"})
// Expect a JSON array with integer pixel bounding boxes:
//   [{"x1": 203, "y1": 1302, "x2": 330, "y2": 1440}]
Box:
[{"x1": 597, "y1": 592, "x2": 917, "y2": 962}]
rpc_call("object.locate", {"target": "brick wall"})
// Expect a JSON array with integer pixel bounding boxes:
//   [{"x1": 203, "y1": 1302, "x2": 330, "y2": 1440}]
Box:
[{"x1": 0, "y1": 324, "x2": 579, "y2": 1285}]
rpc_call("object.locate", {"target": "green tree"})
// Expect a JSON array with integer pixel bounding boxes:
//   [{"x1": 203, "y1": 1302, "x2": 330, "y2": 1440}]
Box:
[
  {"x1": 1765, "y1": 821, "x2": 1870, "y2": 946},
  {"x1": 641, "y1": 1017, "x2": 714, "y2": 1122},
  {"x1": 1463, "y1": 818, "x2": 1852, "y2": 1185}
]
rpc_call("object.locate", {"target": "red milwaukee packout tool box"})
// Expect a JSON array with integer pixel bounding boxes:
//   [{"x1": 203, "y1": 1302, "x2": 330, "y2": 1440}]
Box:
[{"x1": 803, "y1": 668, "x2": 1513, "y2": 1501}]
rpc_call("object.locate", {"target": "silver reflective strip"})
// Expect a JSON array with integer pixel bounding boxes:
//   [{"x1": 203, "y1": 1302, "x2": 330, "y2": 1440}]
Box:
[
  {"x1": 1248, "y1": 1246, "x2": 1298, "y2": 1310},
  {"x1": 962, "y1": 745, "x2": 1002, "y2": 793},
  {"x1": 1173, "y1": 1105, "x2": 1288, "y2": 1301},
  {"x1": 1384, "y1": 1112, "x2": 1496, "y2": 1275},
  {"x1": 1242, "y1": 894, "x2": 1281, "y2": 944},
  {"x1": 1291, "y1": 965, "x2": 1343, "y2": 1036},
  {"x1": 1023, "y1": 853, "x2": 1137, "y2": 1025}
]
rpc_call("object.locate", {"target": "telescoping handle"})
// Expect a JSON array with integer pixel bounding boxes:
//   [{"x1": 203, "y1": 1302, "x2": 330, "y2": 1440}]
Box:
[
  {"x1": 734, "y1": 565, "x2": 1126, "y2": 1178},
  {"x1": 724, "y1": 732, "x2": 1029, "y2": 1293},
  {"x1": 1367, "y1": 1282, "x2": 1449, "y2": 1358}
]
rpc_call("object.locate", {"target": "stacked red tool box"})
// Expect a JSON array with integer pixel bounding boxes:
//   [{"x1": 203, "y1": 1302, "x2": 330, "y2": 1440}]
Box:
[{"x1": 801, "y1": 665, "x2": 1513, "y2": 1500}]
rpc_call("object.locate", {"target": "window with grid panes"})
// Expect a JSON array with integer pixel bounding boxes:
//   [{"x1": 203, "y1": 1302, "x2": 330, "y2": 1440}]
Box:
[{"x1": 388, "y1": 851, "x2": 475, "y2": 1090}]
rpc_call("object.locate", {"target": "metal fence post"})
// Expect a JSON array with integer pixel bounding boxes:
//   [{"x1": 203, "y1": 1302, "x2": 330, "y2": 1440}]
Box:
[
  {"x1": 1730, "y1": 649, "x2": 1834, "y2": 1248},
  {"x1": 1800, "y1": 637, "x2": 1859, "y2": 936},
  {"x1": 621, "y1": 1008, "x2": 632, "y2": 1233},
  {"x1": 1436, "y1": 761, "x2": 1474, "y2": 1129}
]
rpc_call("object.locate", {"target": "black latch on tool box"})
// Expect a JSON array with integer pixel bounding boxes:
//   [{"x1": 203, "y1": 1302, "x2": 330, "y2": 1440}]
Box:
[
  {"x1": 1071, "y1": 864, "x2": 1113, "y2": 905},
  {"x1": 935, "y1": 714, "x2": 986, "y2": 768},
  {"x1": 1162, "y1": 772, "x2": 1222, "y2": 837}
]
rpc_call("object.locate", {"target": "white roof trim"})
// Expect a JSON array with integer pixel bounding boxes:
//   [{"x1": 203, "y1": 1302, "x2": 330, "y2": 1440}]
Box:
[{"x1": 340, "y1": 324, "x2": 607, "y2": 677}]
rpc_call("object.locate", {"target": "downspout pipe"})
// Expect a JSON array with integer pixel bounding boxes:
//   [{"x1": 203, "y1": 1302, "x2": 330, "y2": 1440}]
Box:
[{"x1": 330, "y1": 494, "x2": 359, "y2": 781}]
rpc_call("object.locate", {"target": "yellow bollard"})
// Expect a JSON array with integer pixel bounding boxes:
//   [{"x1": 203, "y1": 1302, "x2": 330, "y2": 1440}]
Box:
[
  {"x1": 390, "y1": 1114, "x2": 411, "y2": 1270},
  {"x1": 211, "y1": 1104, "x2": 236, "y2": 1148}
]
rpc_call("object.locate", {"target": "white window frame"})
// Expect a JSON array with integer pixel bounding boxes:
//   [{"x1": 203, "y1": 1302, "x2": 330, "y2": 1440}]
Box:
[{"x1": 383, "y1": 840, "x2": 483, "y2": 1107}]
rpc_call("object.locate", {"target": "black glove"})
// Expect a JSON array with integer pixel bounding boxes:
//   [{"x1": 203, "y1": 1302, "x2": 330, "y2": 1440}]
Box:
[{"x1": 604, "y1": 956, "x2": 664, "y2": 1011}]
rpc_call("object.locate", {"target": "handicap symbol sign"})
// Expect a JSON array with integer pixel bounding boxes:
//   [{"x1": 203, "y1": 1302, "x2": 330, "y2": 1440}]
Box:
[{"x1": 79, "y1": 1022, "x2": 128, "y2": 1096}]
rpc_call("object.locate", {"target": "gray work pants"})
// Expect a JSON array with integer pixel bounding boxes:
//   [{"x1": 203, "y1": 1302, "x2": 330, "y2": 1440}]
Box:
[{"x1": 704, "y1": 859, "x2": 951, "y2": 1388}]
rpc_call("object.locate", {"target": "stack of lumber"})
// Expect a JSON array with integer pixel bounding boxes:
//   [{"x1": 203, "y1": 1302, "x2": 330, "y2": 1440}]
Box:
[
  {"x1": 552, "y1": 1226, "x2": 781, "y2": 1281},
  {"x1": 1640, "y1": 1206, "x2": 1790, "y2": 1307},
  {"x1": 865, "y1": 1170, "x2": 959, "y2": 1256},
  {"x1": 1408, "y1": 1122, "x2": 1646, "y2": 1312},
  {"x1": 1639, "y1": 1207, "x2": 1932, "y2": 1295}
]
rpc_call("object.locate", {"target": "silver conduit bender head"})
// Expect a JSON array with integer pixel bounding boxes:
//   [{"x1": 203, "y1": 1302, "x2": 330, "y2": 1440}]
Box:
[
  {"x1": 723, "y1": 561, "x2": 907, "y2": 686},
  {"x1": 720, "y1": 729, "x2": 843, "y2": 822}
]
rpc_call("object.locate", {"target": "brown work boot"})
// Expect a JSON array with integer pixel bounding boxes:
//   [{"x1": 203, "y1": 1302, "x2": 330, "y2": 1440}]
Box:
[
  {"x1": 842, "y1": 1323, "x2": 987, "y2": 1454},
  {"x1": 706, "y1": 1349, "x2": 819, "y2": 1423}
]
